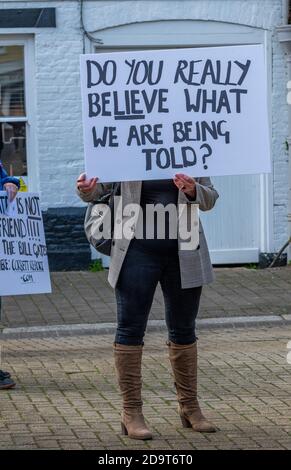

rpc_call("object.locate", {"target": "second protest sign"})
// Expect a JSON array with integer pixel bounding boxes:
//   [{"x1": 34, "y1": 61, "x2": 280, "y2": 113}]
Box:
[{"x1": 0, "y1": 192, "x2": 51, "y2": 296}]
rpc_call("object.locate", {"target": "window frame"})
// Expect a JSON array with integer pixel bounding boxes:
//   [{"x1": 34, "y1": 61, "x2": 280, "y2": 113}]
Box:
[{"x1": 0, "y1": 34, "x2": 37, "y2": 191}]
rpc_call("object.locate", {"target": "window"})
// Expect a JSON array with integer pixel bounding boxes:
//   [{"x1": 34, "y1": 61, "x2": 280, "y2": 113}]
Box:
[{"x1": 0, "y1": 45, "x2": 27, "y2": 179}]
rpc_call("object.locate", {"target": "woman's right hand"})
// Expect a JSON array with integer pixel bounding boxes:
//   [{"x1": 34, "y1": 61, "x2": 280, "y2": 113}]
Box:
[
  {"x1": 4, "y1": 182, "x2": 19, "y2": 202},
  {"x1": 76, "y1": 173, "x2": 98, "y2": 193}
]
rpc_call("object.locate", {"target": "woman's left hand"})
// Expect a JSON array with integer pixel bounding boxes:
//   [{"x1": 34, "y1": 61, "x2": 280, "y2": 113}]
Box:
[
  {"x1": 173, "y1": 173, "x2": 196, "y2": 199},
  {"x1": 4, "y1": 183, "x2": 19, "y2": 202}
]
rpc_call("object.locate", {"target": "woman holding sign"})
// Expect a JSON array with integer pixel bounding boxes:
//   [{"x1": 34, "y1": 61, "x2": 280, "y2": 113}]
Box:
[
  {"x1": 0, "y1": 161, "x2": 20, "y2": 390},
  {"x1": 77, "y1": 173, "x2": 219, "y2": 440}
]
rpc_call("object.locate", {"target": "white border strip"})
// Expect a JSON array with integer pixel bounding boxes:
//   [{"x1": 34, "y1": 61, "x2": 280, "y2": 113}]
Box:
[{"x1": 0, "y1": 315, "x2": 287, "y2": 339}]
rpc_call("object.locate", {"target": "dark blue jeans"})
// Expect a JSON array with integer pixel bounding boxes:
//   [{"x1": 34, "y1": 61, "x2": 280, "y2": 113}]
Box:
[{"x1": 115, "y1": 239, "x2": 202, "y2": 346}]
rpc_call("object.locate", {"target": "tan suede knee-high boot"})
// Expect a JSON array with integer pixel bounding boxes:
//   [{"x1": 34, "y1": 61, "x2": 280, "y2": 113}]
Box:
[
  {"x1": 168, "y1": 341, "x2": 217, "y2": 433},
  {"x1": 113, "y1": 343, "x2": 152, "y2": 440}
]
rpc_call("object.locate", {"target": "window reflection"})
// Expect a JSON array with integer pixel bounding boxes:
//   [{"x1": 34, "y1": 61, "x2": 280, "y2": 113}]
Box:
[
  {"x1": 0, "y1": 45, "x2": 27, "y2": 178},
  {"x1": 0, "y1": 122, "x2": 27, "y2": 176},
  {"x1": 0, "y1": 45, "x2": 25, "y2": 117}
]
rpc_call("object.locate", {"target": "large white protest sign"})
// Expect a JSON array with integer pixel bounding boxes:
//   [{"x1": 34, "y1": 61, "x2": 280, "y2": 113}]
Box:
[
  {"x1": 80, "y1": 45, "x2": 271, "y2": 182},
  {"x1": 0, "y1": 192, "x2": 51, "y2": 296}
]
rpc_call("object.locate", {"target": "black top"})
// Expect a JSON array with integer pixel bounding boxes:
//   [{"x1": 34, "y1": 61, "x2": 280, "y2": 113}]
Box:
[
  {"x1": 132, "y1": 179, "x2": 179, "y2": 253},
  {"x1": 140, "y1": 178, "x2": 178, "y2": 207}
]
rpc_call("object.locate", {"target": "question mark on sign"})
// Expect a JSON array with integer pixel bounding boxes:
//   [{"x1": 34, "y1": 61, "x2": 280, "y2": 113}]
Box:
[{"x1": 200, "y1": 144, "x2": 212, "y2": 170}]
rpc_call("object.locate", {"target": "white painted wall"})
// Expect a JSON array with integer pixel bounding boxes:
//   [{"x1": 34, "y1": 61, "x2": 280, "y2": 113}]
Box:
[{"x1": 0, "y1": 0, "x2": 288, "y2": 254}]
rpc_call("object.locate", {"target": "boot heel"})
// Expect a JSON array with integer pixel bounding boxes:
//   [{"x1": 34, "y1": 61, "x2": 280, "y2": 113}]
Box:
[
  {"x1": 121, "y1": 421, "x2": 128, "y2": 435},
  {"x1": 180, "y1": 414, "x2": 192, "y2": 428}
]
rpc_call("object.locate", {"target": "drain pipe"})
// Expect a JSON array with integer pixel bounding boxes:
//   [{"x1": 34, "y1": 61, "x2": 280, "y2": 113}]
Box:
[{"x1": 277, "y1": 1, "x2": 291, "y2": 262}]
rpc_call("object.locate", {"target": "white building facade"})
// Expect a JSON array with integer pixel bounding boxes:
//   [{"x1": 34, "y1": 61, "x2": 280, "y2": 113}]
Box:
[{"x1": 0, "y1": 0, "x2": 290, "y2": 269}]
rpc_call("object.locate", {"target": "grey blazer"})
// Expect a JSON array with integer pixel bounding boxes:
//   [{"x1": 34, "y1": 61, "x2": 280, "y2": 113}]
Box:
[{"x1": 77, "y1": 178, "x2": 219, "y2": 289}]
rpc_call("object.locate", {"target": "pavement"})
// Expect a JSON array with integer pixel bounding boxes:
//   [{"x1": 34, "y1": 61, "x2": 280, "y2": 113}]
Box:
[
  {"x1": 1, "y1": 325, "x2": 291, "y2": 450},
  {"x1": 1, "y1": 266, "x2": 291, "y2": 331},
  {"x1": 1, "y1": 266, "x2": 291, "y2": 450}
]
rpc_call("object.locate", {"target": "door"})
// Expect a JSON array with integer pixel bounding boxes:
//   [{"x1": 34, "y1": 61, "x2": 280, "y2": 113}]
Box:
[{"x1": 88, "y1": 19, "x2": 273, "y2": 265}]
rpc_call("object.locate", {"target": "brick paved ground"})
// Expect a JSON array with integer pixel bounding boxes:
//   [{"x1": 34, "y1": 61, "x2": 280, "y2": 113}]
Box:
[
  {"x1": 1, "y1": 325, "x2": 291, "y2": 450},
  {"x1": 1, "y1": 266, "x2": 291, "y2": 328}
]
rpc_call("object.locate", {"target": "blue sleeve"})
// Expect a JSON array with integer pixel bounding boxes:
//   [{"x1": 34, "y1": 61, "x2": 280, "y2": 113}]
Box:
[{"x1": 0, "y1": 163, "x2": 8, "y2": 179}]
